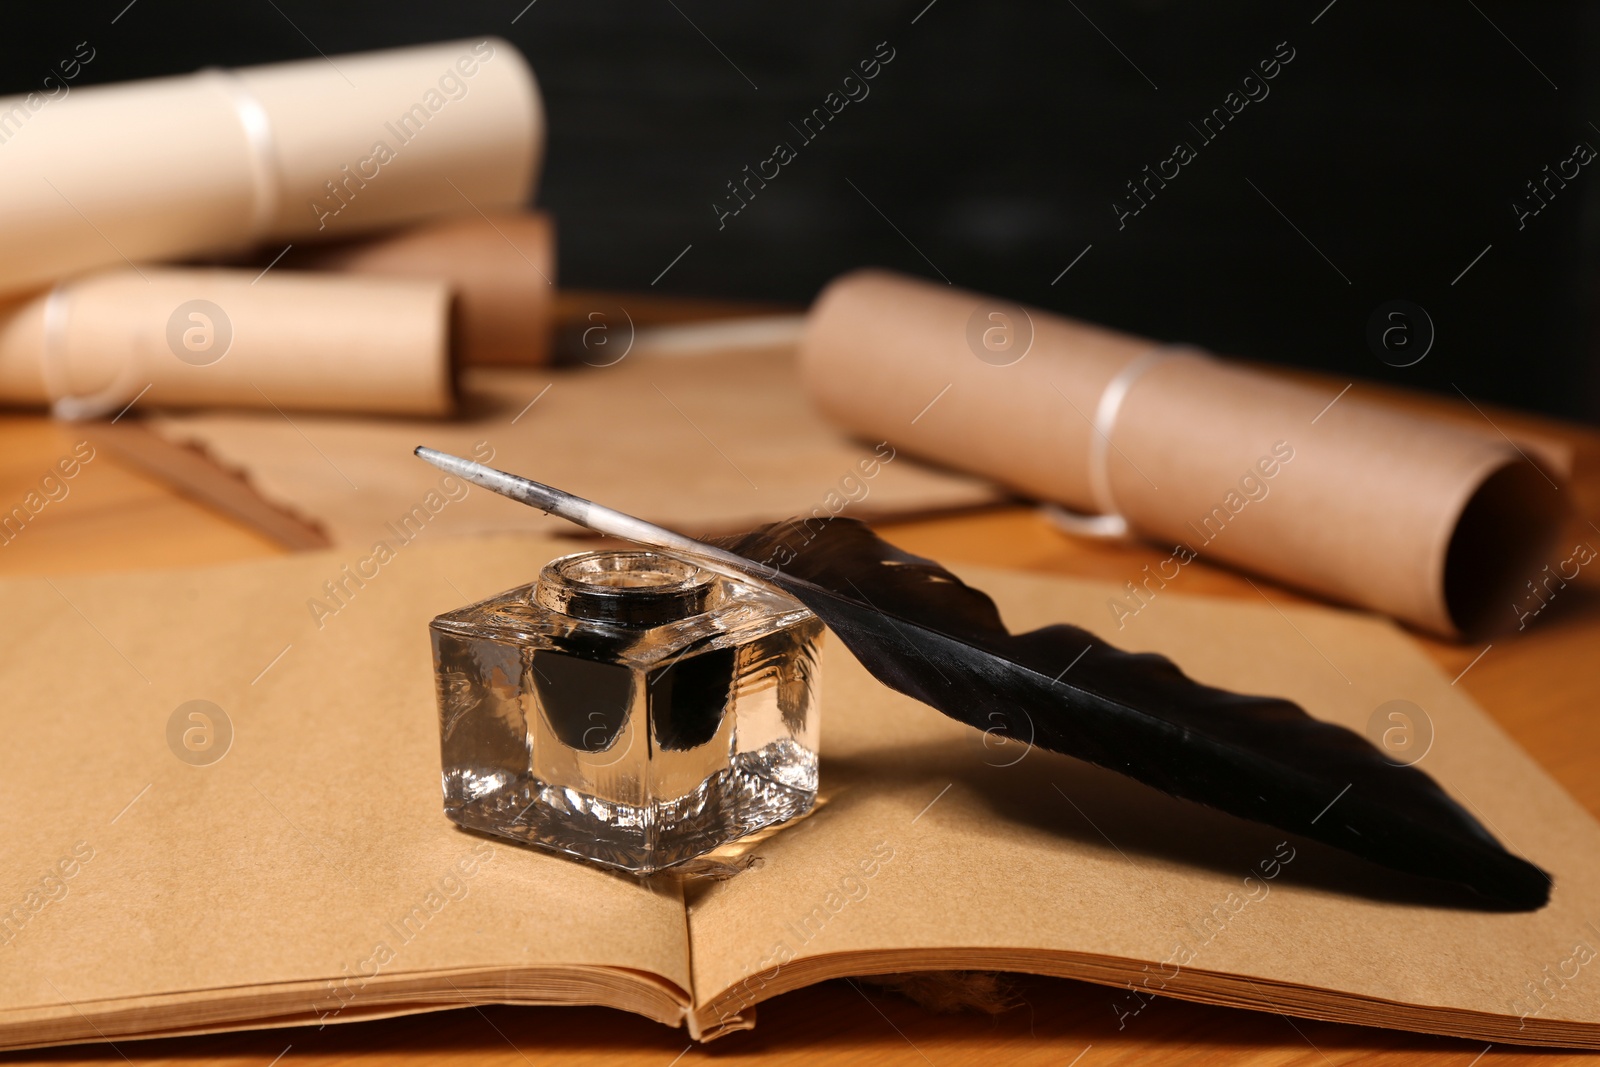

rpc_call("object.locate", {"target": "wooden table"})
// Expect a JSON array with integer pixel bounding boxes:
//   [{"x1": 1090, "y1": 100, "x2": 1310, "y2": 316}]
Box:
[{"x1": 3, "y1": 335, "x2": 1598, "y2": 1067}]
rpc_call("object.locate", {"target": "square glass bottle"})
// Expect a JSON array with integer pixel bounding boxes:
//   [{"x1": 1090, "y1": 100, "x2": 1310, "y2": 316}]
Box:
[{"x1": 430, "y1": 550, "x2": 823, "y2": 873}]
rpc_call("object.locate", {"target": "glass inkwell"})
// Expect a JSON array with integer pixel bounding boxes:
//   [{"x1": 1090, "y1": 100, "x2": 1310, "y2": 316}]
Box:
[{"x1": 430, "y1": 549, "x2": 823, "y2": 873}]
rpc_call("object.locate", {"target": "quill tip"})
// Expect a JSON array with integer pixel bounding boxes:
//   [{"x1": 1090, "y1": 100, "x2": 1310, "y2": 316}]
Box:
[
  {"x1": 413, "y1": 445, "x2": 451, "y2": 470},
  {"x1": 413, "y1": 446, "x2": 495, "y2": 486},
  {"x1": 409, "y1": 446, "x2": 591, "y2": 530}
]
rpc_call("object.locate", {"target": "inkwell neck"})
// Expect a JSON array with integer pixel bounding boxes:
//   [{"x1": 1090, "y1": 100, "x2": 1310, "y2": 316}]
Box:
[{"x1": 533, "y1": 550, "x2": 720, "y2": 626}]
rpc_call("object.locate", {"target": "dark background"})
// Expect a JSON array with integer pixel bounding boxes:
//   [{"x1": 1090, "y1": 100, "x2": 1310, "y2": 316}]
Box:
[{"x1": 4, "y1": 1, "x2": 1596, "y2": 421}]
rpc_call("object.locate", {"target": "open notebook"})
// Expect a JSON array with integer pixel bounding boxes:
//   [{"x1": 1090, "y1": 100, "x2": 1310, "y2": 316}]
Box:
[{"x1": 3, "y1": 535, "x2": 1599, "y2": 1050}]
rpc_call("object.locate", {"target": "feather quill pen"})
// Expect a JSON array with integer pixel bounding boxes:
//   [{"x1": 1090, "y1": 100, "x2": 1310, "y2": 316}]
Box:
[{"x1": 415, "y1": 447, "x2": 1551, "y2": 909}]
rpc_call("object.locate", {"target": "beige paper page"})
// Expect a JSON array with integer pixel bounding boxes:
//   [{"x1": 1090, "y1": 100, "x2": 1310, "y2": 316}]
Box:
[
  {"x1": 0, "y1": 537, "x2": 689, "y2": 1048},
  {"x1": 146, "y1": 346, "x2": 1001, "y2": 543},
  {"x1": 688, "y1": 567, "x2": 1600, "y2": 1047}
]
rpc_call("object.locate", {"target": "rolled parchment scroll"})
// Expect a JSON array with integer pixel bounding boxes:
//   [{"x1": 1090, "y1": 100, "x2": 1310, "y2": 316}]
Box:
[
  {"x1": 0, "y1": 269, "x2": 454, "y2": 417},
  {"x1": 0, "y1": 39, "x2": 541, "y2": 297},
  {"x1": 265, "y1": 210, "x2": 556, "y2": 366},
  {"x1": 799, "y1": 269, "x2": 1566, "y2": 638}
]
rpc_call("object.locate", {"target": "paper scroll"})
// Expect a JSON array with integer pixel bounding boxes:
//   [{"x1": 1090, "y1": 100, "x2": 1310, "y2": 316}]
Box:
[
  {"x1": 799, "y1": 269, "x2": 1567, "y2": 638},
  {"x1": 0, "y1": 268, "x2": 454, "y2": 417},
  {"x1": 266, "y1": 210, "x2": 556, "y2": 366},
  {"x1": 0, "y1": 39, "x2": 541, "y2": 297}
]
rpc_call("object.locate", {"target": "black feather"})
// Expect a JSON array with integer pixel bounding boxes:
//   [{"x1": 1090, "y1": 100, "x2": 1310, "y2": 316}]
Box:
[{"x1": 716, "y1": 517, "x2": 1551, "y2": 910}]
